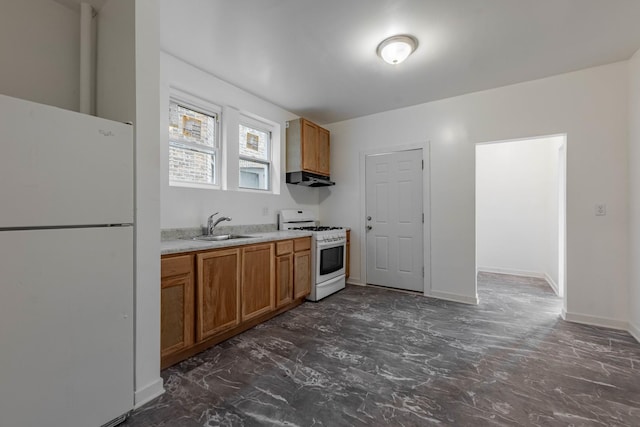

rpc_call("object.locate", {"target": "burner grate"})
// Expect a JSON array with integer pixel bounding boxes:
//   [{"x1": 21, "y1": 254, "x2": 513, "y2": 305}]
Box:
[{"x1": 292, "y1": 226, "x2": 344, "y2": 231}]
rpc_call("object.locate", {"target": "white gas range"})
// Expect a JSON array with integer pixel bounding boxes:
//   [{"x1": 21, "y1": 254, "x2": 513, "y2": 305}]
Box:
[{"x1": 279, "y1": 209, "x2": 347, "y2": 301}]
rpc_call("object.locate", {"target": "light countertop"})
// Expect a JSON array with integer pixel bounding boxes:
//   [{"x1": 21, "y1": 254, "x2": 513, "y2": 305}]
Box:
[{"x1": 161, "y1": 230, "x2": 313, "y2": 255}]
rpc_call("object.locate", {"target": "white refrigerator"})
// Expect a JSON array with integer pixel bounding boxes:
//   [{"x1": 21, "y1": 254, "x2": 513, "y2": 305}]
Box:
[{"x1": 0, "y1": 94, "x2": 134, "y2": 427}]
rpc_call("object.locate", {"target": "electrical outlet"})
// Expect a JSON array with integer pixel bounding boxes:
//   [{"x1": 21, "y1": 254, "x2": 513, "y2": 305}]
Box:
[
  {"x1": 262, "y1": 206, "x2": 269, "y2": 216},
  {"x1": 595, "y1": 204, "x2": 607, "y2": 216}
]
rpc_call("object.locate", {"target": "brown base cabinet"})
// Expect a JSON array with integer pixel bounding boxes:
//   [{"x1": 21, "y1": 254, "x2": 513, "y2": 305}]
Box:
[
  {"x1": 293, "y1": 237, "x2": 312, "y2": 299},
  {"x1": 276, "y1": 241, "x2": 294, "y2": 308},
  {"x1": 241, "y1": 243, "x2": 275, "y2": 321},
  {"x1": 197, "y1": 248, "x2": 241, "y2": 341},
  {"x1": 160, "y1": 255, "x2": 195, "y2": 359},
  {"x1": 277, "y1": 238, "x2": 312, "y2": 303},
  {"x1": 160, "y1": 237, "x2": 312, "y2": 369}
]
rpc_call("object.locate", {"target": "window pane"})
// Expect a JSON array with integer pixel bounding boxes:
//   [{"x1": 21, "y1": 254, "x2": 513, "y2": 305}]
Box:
[
  {"x1": 169, "y1": 146, "x2": 215, "y2": 185},
  {"x1": 239, "y1": 124, "x2": 269, "y2": 161},
  {"x1": 239, "y1": 159, "x2": 269, "y2": 190},
  {"x1": 169, "y1": 101, "x2": 216, "y2": 148}
]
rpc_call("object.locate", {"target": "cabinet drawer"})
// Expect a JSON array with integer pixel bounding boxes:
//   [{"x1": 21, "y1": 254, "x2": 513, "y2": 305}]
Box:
[
  {"x1": 294, "y1": 237, "x2": 311, "y2": 252},
  {"x1": 276, "y1": 240, "x2": 293, "y2": 256},
  {"x1": 161, "y1": 254, "x2": 193, "y2": 278}
]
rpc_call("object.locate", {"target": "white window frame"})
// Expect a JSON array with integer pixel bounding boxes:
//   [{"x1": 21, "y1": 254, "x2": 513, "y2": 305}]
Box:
[
  {"x1": 168, "y1": 89, "x2": 222, "y2": 189},
  {"x1": 238, "y1": 114, "x2": 273, "y2": 192}
]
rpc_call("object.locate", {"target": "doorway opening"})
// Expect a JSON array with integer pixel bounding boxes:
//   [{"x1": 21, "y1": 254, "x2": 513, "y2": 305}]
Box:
[
  {"x1": 475, "y1": 135, "x2": 567, "y2": 309},
  {"x1": 361, "y1": 146, "x2": 429, "y2": 294}
]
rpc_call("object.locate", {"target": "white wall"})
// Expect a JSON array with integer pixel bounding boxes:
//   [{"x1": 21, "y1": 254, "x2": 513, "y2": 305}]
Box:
[
  {"x1": 476, "y1": 136, "x2": 563, "y2": 293},
  {"x1": 160, "y1": 52, "x2": 319, "y2": 230},
  {"x1": 322, "y1": 62, "x2": 629, "y2": 327},
  {"x1": 629, "y1": 48, "x2": 640, "y2": 341},
  {"x1": 96, "y1": 0, "x2": 163, "y2": 408},
  {"x1": 0, "y1": 0, "x2": 79, "y2": 111},
  {"x1": 96, "y1": 0, "x2": 134, "y2": 121},
  {"x1": 133, "y1": 0, "x2": 162, "y2": 408}
]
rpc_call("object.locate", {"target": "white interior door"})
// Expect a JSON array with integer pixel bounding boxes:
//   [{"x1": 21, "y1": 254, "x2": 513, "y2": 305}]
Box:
[{"x1": 365, "y1": 149, "x2": 423, "y2": 291}]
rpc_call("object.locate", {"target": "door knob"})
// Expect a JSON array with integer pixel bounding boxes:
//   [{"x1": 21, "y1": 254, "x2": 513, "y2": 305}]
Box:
[
  {"x1": 366, "y1": 225, "x2": 372, "y2": 230},
  {"x1": 367, "y1": 216, "x2": 372, "y2": 221}
]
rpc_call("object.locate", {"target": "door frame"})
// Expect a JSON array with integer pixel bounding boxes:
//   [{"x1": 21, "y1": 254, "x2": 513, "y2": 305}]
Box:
[
  {"x1": 359, "y1": 142, "x2": 431, "y2": 295},
  {"x1": 474, "y1": 133, "x2": 567, "y2": 310}
]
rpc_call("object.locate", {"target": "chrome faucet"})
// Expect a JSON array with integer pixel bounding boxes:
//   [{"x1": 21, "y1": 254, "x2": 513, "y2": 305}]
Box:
[{"x1": 207, "y1": 212, "x2": 232, "y2": 235}]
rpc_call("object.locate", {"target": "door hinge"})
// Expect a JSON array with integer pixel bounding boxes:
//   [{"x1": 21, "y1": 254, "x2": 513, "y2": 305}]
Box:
[
  {"x1": 421, "y1": 160, "x2": 424, "y2": 169},
  {"x1": 422, "y1": 267, "x2": 424, "y2": 277},
  {"x1": 422, "y1": 213, "x2": 424, "y2": 223}
]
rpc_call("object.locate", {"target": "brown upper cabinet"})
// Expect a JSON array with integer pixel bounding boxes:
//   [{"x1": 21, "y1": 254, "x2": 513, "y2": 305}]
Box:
[
  {"x1": 316, "y1": 127, "x2": 330, "y2": 176},
  {"x1": 287, "y1": 118, "x2": 331, "y2": 176}
]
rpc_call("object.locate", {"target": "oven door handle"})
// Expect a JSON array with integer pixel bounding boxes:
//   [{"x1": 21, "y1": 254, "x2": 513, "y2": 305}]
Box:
[{"x1": 316, "y1": 239, "x2": 346, "y2": 249}]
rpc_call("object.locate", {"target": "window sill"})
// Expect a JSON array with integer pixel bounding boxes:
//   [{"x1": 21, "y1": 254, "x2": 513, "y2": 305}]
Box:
[
  {"x1": 170, "y1": 180, "x2": 221, "y2": 190},
  {"x1": 237, "y1": 186, "x2": 274, "y2": 195}
]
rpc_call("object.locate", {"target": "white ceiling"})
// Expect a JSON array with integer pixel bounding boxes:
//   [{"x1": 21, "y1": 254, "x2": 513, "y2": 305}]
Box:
[
  {"x1": 55, "y1": 0, "x2": 640, "y2": 124},
  {"x1": 159, "y1": 0, "x2": 640, "y2": 125}
]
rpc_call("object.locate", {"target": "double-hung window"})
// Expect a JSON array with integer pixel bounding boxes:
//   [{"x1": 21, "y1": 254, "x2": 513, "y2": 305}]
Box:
[
  {"x1": 168, "y1": 100, "x2": 220, "y2": 187},
  {"x1": 238, "y1": 117, "x2": 272, "y2": 191}
]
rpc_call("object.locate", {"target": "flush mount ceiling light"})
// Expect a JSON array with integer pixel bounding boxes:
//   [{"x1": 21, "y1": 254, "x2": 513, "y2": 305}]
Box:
[{"x1": 376, "y1": 34, "x2": 418, "y2": 65}]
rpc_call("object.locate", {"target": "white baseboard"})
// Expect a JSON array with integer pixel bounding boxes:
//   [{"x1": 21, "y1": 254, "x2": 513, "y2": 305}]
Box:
[
  {"x1": 628, "y1": 322, "x2": 640, "y2": 343},
  {"x1": 426, "y1": 289, "x2": 479, "y2": 305},
  {"x1": 544, "y1": 273, "x2": 560, "y2": 296},
  {"x1": 477, "y1": 267, "x2": 560, "y2": 295},
  {"x1": 352, "y1": 277, "x2": 477, "y2": 305},
  {"x1": 477, "y1": 266, "x2": 545, "y2": 279},
  {"x1": 561, "y1": 308, "x2": 628, "y2": 331},
  {"x1": 134, "y1": 377, "x2": 165, "y2": 409}
]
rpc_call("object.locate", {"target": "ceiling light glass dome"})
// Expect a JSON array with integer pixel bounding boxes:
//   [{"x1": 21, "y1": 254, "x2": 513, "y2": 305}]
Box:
[{"x1": 377, "y1": 35, "x2": 418, "y2": 65}]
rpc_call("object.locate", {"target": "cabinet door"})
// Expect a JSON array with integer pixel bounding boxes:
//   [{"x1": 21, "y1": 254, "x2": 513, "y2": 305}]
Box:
[
  {"x1": 161, "y1": 255, "x2": 194, "y2": 359},
  {"x1": 317, "y1": 126, "x2": 330, "y2": 176},
  {"x1": 276, "y1": 253, "x2": 294, "y2": 308},
  {"x1": 294, "y1": 249, "x2": 312, "y2": 299},
  {"x1": 197, "y1": 248, "x2": 241, "y2": 341},
  {"x1": 301, "y1": 119, "x2": 318, "y2": 173},
  {"x1": 242, "y1": 243, "x2": 275, "y2": 321}
]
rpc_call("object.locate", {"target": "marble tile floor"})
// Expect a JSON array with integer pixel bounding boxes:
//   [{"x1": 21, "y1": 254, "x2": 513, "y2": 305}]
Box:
[{"x1": 124, "y1": 273, "x2": 640, "y2": 426}]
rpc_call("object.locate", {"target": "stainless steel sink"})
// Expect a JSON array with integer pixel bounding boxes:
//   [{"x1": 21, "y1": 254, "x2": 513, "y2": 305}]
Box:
[{"x1": 192, "y1": 234, "x2": 254, "y2": 241}]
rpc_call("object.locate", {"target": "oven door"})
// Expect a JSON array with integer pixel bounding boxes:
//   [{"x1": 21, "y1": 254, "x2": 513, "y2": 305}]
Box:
[{"x1": 316, "y1": 239, "x2": 346, "y2": 283}]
